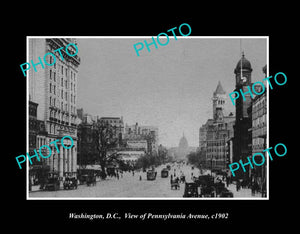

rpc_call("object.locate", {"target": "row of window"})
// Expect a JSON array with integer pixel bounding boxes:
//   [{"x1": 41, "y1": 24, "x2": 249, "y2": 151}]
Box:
[
  {"x1": 206, "y1": 147, "x2": 226, "y2": 153},
  {"x1": 48, "y1": 123, "x2": 76, "y2": 135},
  {"x1": 253, "y1": 98, "x2": 266, "y2": 112},
  {"x1": 215, "y1": 99, "x2": 225, "y2": 105},
  {"x1": 49, "y1": 83, "x2": 76, "y2": 104},
  {"x1": 49, "y1": 96, "x2": 76, "y2": 114},
  {"x1": 50, "y1": 70, "x2": 76, "y2": 91},
  {"x1": 47, "y1": 54, "x2": 77, "y2": 80},
  {"x1": 49, "y1": 109, "x2": 76, "y2": 122},
  {"x1": 252, "y1": 115, "x2": 266, "y2": 128}
]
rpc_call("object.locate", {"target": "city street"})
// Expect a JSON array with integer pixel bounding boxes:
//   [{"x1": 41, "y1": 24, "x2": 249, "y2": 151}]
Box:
[{"x1": 29, "y1": 163, "x2": 261, "y2": 198}]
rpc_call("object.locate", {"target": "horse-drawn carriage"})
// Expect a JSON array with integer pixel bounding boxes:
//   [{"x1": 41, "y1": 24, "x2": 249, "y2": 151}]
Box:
[
  {"x1": 78, "y1": 169, "x2": 97, "y2": 186},
  {"x1": 63, "y1": 177, "x2": 78, "y2": 190},
  {"x1": 44, "y1": 172, "x2": 60, "y2": 191}
]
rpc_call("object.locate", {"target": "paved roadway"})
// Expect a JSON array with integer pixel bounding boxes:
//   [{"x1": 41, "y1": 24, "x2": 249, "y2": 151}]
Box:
[
  {"x1": 29, "y1": 163, "x2": 197, "y2": 198},
  {"x1": 29, "y1": 163, "x2": 261, "y2": 198}
]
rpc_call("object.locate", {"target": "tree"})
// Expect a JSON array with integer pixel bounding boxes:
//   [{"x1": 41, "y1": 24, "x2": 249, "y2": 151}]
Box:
[{"x1": 92, "y1": 121, "x2": 121, "y2": 179}]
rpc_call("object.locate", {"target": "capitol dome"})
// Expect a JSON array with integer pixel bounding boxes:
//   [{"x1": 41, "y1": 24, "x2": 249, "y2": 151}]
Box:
[{"x1": 178, "y1": 133, "x2": 188, "y2": 149}]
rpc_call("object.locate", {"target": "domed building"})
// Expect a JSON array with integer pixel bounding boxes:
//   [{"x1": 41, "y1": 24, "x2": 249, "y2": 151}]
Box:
[
  {"x1": 176, "y1": 133, "x2": 190, "y2": 160},
  {"x1": 178, "y1": 133, "x2": 188, "y2": 149}
]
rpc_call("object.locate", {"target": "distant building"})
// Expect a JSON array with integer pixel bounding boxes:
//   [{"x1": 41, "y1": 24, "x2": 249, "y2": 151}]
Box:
[
  {"x1": 167, "y1": 133, "x2": 196, "y2": 161},
  {"x1": 98, "y1": 117, "x2": 124, "y2": 147},
  {"x1": 117, "y1": 151, "x2": 145, "y2": 166},
  {"x1": 177, "y1": 133, "x2": 189, "y2": 159},
  {"x1": 124, "y1": 122, "x2": 158, "y2": 154}
]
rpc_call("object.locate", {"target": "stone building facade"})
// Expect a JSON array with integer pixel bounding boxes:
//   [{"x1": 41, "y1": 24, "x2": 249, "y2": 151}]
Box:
[{"x1": 28, "y1": 38, "x2": 80, "y2": 183}]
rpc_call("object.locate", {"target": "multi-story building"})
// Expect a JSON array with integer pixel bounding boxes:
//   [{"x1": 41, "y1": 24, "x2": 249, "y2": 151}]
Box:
[
  {"x1": 29, "y1": 100, "x2": 47, "y2": 188},
  {"x1": 247, "y1": 65, "x2": 267, "y2": 194},
  {"x1": 232, "y1": 53, "x2": 253, "y2": 179},
  {"x1": 29, "y1": 38, "x2": 80, "y2": 183},
  {"x1": 199, "y1": 82, "x2": 235, "y2": 171},
  {"x1": 98, "y1": 117, "x2": 124, "y2": 146},
  {"x1": 124, "y1": 122, "x2": 159, "y2": 154}
]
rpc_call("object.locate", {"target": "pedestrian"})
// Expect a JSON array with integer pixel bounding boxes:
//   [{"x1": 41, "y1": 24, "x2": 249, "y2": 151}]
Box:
[
  {"x1": 236, "y1": 179, "x2": 240, "y2": 191},
  {"x1": 251, "y1": 183, "x2": 255, "y2": 196},
  {"x1": 132, "y1": 171, "x2": 135, "y2": 176},
  {"x1": 139, "y1": 175, "x2": 142, "y2": 181},
  {"x1": 226, "y1": 176, "x2": 229, "y2": 187}
]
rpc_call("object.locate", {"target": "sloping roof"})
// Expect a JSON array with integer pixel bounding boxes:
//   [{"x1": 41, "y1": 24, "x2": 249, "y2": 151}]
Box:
[{"x1": 214, "y1": 81, "x2": 226, "y2": 95}]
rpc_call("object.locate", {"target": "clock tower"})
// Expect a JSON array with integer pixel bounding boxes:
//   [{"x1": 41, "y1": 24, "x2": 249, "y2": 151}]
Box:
[
  {"x1": 232, "y1": 52, "x2": 253, "y2": 179},
  {"x1": 212, "y1": 81, "x2": 226, "y2": 122},
  {"x1": 234, "y1": 52, "x2": 253, "y2": 120}
]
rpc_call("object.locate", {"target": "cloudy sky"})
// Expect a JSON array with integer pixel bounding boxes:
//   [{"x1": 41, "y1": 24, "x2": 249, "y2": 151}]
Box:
[{"x1": 76, "y1": 37, "x2": 267, "y2": 147}]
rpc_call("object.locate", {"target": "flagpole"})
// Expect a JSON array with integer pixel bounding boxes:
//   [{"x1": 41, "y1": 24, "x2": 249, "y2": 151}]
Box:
[{"x1": 240, "y1": 39, "x2": 243, "y2": 79}]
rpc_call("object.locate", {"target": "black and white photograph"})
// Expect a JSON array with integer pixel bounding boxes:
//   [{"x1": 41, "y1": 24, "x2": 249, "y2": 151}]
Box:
[{"x1": 27, "y1": 36, "x2": 268, "y2": 199}]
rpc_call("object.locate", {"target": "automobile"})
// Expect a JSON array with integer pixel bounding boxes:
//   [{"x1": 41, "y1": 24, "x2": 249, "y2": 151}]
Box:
[
  {"x1": 161, "y1": 168, "x2": 169, "y2": 178},
  {"x1": 63, "y1": 177, "x2": 78, "y2": 190},
  {"x1": 171, "y1": 178, "x2": 180, "y2": 190},
  {"x1": 44, "y1": 172, "x2": 60, "y2": 191},
  {"x1": 147, "y1": 170, "x2": 157, "y2": 180},
  {"x1": 183, "y1": 182, "x2": 199, "y2": 197}
]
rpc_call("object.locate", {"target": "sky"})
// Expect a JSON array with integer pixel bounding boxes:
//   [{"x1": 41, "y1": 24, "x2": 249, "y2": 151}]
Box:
[{"x1": 76, "y1": 37, "x2": 267, "y2": 147}]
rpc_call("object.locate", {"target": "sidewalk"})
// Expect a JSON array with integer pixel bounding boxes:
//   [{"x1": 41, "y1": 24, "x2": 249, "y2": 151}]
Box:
[
  {"x1": 227, "y1": 183, "x2": 262, "y2": 198},
  {"x1": 30, "y1": 185, "x2": 41, "y2": 192}
]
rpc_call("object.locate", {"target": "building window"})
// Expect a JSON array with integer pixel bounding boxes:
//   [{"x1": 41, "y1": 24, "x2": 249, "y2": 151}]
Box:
[{"x1": 61, "y1": 78, "x2": 63, "y2": 86}]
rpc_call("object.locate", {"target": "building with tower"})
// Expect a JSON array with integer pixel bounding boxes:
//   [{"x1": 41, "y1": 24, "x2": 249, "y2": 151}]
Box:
[
  {"x1": 29, "y1": 38, "x2": 80, "y2": 187},
  {"x1": 213, "y1": 81, "x2": 226, "y2": 122},
  {"x1": 232, "y1": 52, "x2": 253, "y2": 179},
  {"x1": 199, "y1": 81, "x2": 235, "y2": 170}
]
